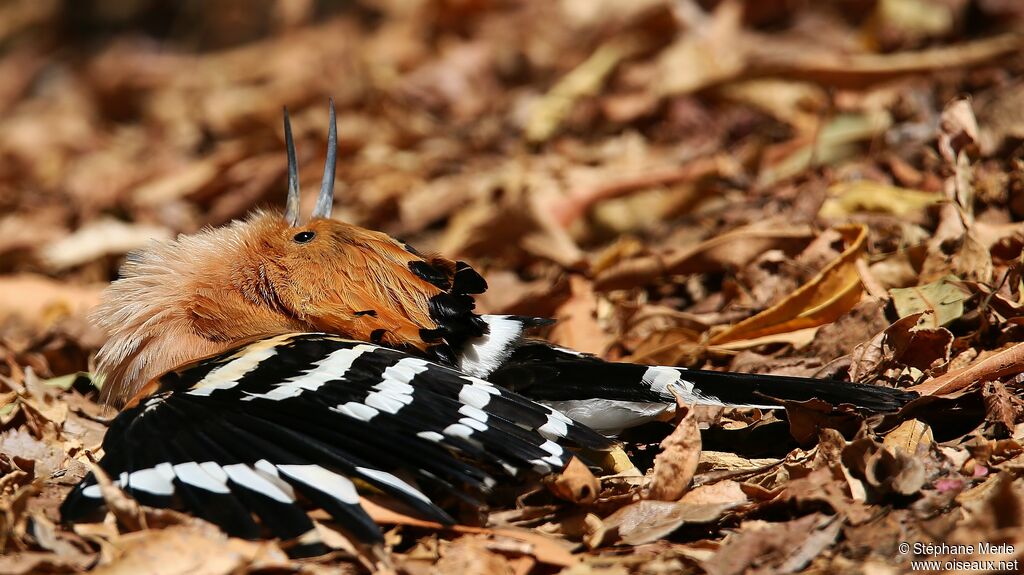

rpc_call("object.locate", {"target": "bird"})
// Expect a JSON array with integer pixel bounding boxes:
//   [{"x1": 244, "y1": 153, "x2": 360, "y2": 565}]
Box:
[{"x1": 60, "y1": 101, "x2": 918, "y2": 556}]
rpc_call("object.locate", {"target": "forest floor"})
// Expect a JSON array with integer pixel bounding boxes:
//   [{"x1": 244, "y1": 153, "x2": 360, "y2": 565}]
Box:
[{"x1": 3, "y1": 1, "x2": 1024, "y2": 573}]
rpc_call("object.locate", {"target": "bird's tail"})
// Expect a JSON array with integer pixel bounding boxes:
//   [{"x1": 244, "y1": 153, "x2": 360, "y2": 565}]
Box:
[{"x1": 488, "y1": 343, "x2": 917, "y2": 432}]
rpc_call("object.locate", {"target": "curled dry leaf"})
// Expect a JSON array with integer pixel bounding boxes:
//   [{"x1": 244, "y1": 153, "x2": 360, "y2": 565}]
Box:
[
  {"x1": 644, "y1": 405, "x2": 701, "y2": 501},
  {"x1": 938, "y1": 98, "x2": 980, "y2": 166},
  {"x1": 912, "y1": 341, "x2": 1024, "y2": 396},
  {"x1": 849, "y1": 311, "x2": 954, "y2": 382},
  {"x1": 591, "y1": 499, "x2": 737, "y2": 548},
  {"x1": 90, "y1": 523, "x2": 289, "y2": 575},
  {"x1": 704, "y1": 514, "x2": 840, "y2": 575},
  {"x1": 842, "y1": 435, "x2": 927, "y2": 498},
  {"x1": 919, "y1": 203, "x2": 993, "y2": 283},
  {"x1": 595, "y1": 223, "x2": 815, "y2": 291},
  {"x1": 709, "y1": 224, "x2": 867, "y2": 344},
  {"x1": 882, "y1": 418, "x2": 933, "y2": 457},
  {"x1": 548, "y1": 456, "x2": 600, "y2": 505},
  {"x1": 360, "y1": 498, "x2": 578, "y2": 568}
]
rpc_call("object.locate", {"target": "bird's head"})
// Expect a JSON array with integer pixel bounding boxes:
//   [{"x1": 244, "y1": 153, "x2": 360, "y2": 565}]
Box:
[{"x1": 94, "y1": 102, "x2": 486, "y2": 406}]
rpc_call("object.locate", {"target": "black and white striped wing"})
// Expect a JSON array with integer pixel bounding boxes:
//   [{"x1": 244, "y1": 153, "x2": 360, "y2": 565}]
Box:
[{"x1": 60, "y1": 333, "x2": 612, "y2": 553}]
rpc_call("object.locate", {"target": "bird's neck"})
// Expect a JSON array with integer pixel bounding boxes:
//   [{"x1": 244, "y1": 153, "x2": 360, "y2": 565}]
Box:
[{"x1": 92, "y1": 219, "x2": 302, "y2": 405}]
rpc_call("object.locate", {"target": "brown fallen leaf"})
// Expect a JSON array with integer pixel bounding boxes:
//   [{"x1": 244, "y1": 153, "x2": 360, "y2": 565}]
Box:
[
  {"x1": 783, "y1": 398, "x2": 864, "y2": 446},
  {"x1": 748, "y1": 33, "x2": 1022, "y2": 89},
  {"x1": 360, "y1": 498, "x2": 578, "y2": 568},
  {"x1": 982, "y1": 381, "x2": 1024, "y2": 434},
  {"x1": 591, "y1": 499, "x2": 736, "y2": 547},
  {"x1": 90, "y1": 523, "x2": 289, "y2": 575},
  {"x1": 679, "y1": 480, "x2": 748, "y2": 507},
  {"x1": 919, "y1": 207, "x2": 993, "y2": 284},
  {"x1": 703, "y1": 513, "x2": 840, "y2": 575},
  {"x1": 527, "y1": 33, "x2": 650, "y2": 143},
  {"x1": 644, "y1": 405, "x2": 701, "y2": 501},
  {"x1": 549, "y1": 276, "x2": 612, "y2": 355},
  {"x1": 709, "y1": 224, "x2": 867, "y2": 344},
  {"x1": 882, "y1": 418, "x2": 933, "y2": 457},
  {"x1": 433, "y1": 535, "x2": 526, "y2": 575},
  {"x1": 548, "y1": 456, "x2": 600, "y2": 505},
  {"x1": 842, "y1": 436, "x2": 927, "y2": 498},
  {"x1": 654, "y1": 0, "x2": 746, "y2": 97},
  {"x1": 911, "y1": 341, "x2": 1024, "y2": 396},
  {"x1": 848, "y1": 311, "x2": 953, "y2": 382},
  {"x1": 595, "y1": 222, "x2": 815, "y2": 291}
]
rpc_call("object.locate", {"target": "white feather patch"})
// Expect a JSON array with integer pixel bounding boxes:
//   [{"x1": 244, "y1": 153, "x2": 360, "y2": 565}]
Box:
[
  {"x1": 222, "y1": 464, "x2": 293, "y2": 503},
  {"x1": 277, "y1": 464, "x2": 359, "y2": 505},
  {"x1": 334, "y1": 401, "x2": 379, "y2": 421},
  {"x1": 538, "y1": 416, "x2": 569, "y2": 440},
  {"x1": 173, "y1": 461, "x2": 230, "y2": 494},
  {"x1": 254, "y1": 459, "x2": 296, "y2": 499},
  {"x1": 457, "y1": 315, "x2": 525, "y2": 378},
  {"x1": 443, "y1": 423, "x2": 476, "y2": 439},
  {"x1": 458, "y1": 384, "x2": 492, "y2": 409},
  {"x1": 417, "y1": 431, "x2": 444, "y2": 442},
  {"x1": 355, "y1": 467, "x2": 431, "y2": 503},
  {"x1": 544, "y1": 398, "x2": 673, "y2": 435},
  {"x1": 187, "y1": 337, "x2": 287, "y2": 396},
  {"x1": 242, "y1": 344, "x2": 374, "y2": 401}
]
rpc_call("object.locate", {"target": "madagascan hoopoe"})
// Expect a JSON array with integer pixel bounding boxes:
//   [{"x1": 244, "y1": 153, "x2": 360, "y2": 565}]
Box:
[{"x1": 61, "y1": 102, "x2": 917, "y2": 554}]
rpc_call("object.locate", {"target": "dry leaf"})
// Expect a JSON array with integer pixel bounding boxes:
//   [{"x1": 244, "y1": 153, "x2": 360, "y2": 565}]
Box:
[
  {"x1": 710, "y1": 224, "x2": 867, "y2": 344},
  {"x1": 91, "y1": 524, "x2": 289, "y2": 575},
  {"x1": 912, "y1": 341, "x2": 1024, "y2": 396},
  {"x1": 655, "y1": 0, "x2": 746, "y2": 97},
  {"x1": 42, "y1": 219, "x2": 173, "y2": 271},
  {"x1": 818, "y1": 180, "x2": 942, "y2": 219},
  {"x1": 527, "y1": 33, "x2": 649, "y2": 143},
  {"x1": 0, "y1": 274, "x2": 103, "y2": 328},
  {"x1": 549, "y1": 276, "x2": 611, "y2": 355},
  {"x1": 548, "y1": 457, "x2": 600, "y2": 505},
  {"x1": 748, "y1": 33, "x2": 1022, "y2": 89},
  {"x1": 595, "y1": 223, "x2": 814, "y2": 291},
  {"x1": 644, "y1": 405, "x2": 701, "y2": 501},
  {"x1": 592, "y1": 499, "x2": 736, "y2": 547},
  {"x1": 882, "y1": 418, "x2": 933, "y2": 457},
  {"x1": 890, "y1": 276, "x2": 967, "y2": 327}
]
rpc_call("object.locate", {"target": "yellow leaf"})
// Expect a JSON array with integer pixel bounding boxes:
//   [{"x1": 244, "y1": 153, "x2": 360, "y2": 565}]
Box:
[
  {"x1": 883, "y1": 419, "x2": 933, "y2": 456},
  {"x1": 819, "y1": 180, "x2": 942, "y2": 219},
  {"x1": 710, "y1": 224, "x2": 867, "y2": 344}
]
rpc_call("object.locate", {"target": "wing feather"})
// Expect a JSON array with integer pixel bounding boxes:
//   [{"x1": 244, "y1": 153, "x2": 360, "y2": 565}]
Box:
[{"x1": 61, "y1": 333, "x2": 614, "y2": 551}]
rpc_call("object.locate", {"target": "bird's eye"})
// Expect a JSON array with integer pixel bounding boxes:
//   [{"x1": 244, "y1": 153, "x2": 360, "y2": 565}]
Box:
[{"x1": 293, "y1": 231, "x2": 316, "y2": 243}]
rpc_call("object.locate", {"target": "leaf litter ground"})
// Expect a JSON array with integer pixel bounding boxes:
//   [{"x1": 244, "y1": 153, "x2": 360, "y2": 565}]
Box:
[{"x1": 3, "y1": 1, "x2": 1024, "y2": 573}]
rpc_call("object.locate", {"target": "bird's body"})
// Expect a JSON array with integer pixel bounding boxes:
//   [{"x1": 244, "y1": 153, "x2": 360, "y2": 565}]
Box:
[{"x1": 62, "y1": 102, "x2": 918, "y2": 554}]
